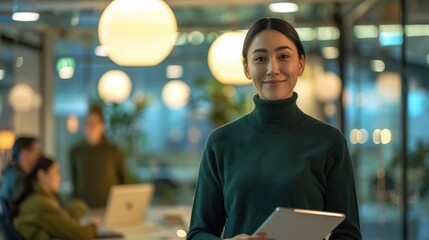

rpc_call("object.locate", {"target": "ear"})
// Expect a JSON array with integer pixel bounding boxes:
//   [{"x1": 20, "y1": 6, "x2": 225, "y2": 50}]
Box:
[
  {"x1": 242, "y1": 60, "x2": 251, "y2": 80},
  {"x1": 298, "y1": 56, "x2": 305, "y2": 76}
]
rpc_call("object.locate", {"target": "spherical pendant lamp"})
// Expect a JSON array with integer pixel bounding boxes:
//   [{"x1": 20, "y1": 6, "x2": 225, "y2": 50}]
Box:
[
  {"x1": 162, "y1": 80, "x2": 191, "y2": 109},
  {"x1": 98, "y1": 0, "x2": 178, "y2": 66},
  {"x1": 208, "y1": 31, "x2": 250, "y2": 85},
  {"x1": 98, "y1": 70, "x2": 132, "y2": 104}
]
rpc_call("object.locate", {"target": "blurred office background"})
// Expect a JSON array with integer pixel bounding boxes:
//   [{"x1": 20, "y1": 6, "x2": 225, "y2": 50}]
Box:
[{"x1": 0, "y1": 0, "x2": 428, "y2": 239}]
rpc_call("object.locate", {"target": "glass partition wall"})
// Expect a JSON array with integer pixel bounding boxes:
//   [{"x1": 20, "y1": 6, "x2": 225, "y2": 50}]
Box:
[{"x1": 345, "y1": 0, "x2": 429, "y2": 239}]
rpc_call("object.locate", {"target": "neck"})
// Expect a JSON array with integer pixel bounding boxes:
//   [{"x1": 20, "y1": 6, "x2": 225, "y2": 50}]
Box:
[{"x1": 251, "y1": 92, "x2": 304, "y2": 125}]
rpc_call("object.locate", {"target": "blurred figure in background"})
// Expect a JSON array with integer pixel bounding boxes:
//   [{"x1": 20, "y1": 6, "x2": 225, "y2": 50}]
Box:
[
  {"x1": 1, "y1": 136, "x2": 40, "y2": 203},
  {"x1": 69, "y1": 104, "x2": 127, "y2": 208},
  {"x1": 11, "y1": 156, "x2": 98, "y2": 240}
]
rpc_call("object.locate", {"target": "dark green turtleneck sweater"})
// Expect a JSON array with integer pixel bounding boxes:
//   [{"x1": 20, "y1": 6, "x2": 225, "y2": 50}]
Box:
[
  {"x1": 188, "y1": 93, "x2": 361, "y2": 240},
  {"x1": 69, "y1": 137, "x2": 127, "y2": 208}
]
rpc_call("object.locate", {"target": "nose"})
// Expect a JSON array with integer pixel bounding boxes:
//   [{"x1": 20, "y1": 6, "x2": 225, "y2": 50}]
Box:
[{"x1": 267, "y1": 58, "x2": 280, "y2": 75}]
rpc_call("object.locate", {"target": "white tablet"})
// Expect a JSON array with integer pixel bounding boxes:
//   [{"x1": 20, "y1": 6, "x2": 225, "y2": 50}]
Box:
[{"x1": 253, "y1": 207, "x2": 345, "y2": 240}]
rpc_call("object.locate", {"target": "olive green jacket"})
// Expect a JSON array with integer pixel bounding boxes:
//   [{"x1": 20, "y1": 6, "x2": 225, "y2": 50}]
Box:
[{"x1": 13, "y1": 184, "x2": 97, "y2": 240}]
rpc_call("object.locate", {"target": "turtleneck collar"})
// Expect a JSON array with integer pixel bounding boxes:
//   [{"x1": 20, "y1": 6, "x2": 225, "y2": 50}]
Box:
[{"x1": 249, "y1": 92, "x2": 304, "y2": 127}]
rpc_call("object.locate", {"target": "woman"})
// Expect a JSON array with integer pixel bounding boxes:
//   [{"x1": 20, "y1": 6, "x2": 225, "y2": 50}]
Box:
[
  {"x1": 11, "y1": 156, "x2": 98, "y2": 240},
  {"x1": 187, "y1": 18, "x2": 361, "y2": 240}
]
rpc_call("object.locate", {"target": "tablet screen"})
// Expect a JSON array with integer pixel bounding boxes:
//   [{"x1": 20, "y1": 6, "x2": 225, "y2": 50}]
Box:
[{"x1": 253, "y1": 207, "x2": 345, "y2": 240}]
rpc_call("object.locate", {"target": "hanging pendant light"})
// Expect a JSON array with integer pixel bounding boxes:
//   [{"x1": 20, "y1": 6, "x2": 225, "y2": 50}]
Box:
[
  {"x1": 98, "y1": 70, "x2": 132, "y2": 104},
  {"x1": 98, "y1": 0, "x2": 178, "y2": 66},
  {"x1": 208, "y1": 31, "x2": 250, "y2": 85}
]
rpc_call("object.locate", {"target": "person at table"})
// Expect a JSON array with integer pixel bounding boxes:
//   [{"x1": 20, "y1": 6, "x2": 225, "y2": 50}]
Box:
[
  {"x1": 11, "y1": 156, "x2": 98, "y2": 240},
  {"x1": 187, "y1": 17, "x2": 361, "y2": 240},
  {"x1": 69, "y1": 104, "x2": 127, "y2": 208},
  {"x1": 1, "y1": 136, "x2": 40, "y2": 203}
]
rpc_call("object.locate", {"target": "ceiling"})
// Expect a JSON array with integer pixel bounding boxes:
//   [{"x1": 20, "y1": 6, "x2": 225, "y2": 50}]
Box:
[{"x1": 0, "y1": 0, "x2": 428, "y2": 66}]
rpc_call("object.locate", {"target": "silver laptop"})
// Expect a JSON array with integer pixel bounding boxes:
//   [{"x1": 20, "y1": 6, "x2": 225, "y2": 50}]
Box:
[{"x1": 101, "y1": 183, "x2": 155, "y2": 232}]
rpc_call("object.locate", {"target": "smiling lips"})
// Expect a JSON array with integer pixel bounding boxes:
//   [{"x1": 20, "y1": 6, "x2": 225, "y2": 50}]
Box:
[{"x1": 264, "y1": 80, "x2": 286, "y2": 86}]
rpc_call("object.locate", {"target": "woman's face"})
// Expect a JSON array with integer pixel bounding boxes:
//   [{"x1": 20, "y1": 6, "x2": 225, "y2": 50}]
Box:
[
  {"x1": 243, "y1": 29, "x2": 305, "y2": 100},
  {"x1": 39, "y1": 163, "x2": 62, "y2": 193}
]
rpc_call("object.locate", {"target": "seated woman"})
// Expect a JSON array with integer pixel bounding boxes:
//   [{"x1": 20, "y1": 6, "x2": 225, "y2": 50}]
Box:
[{"x1": 11, "y1": 156, "x2": 98, "y2": 240}]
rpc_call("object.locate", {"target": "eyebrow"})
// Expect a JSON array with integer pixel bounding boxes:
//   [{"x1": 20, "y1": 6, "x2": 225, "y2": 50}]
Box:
[{"x1": 252, "y1": 46, "x2": 292, "y2": 54}]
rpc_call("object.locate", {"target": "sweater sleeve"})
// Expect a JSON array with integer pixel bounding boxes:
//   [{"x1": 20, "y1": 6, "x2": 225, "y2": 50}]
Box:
[
  {"x1": 187, "y1": 139, "x2": 226, "y2": 240},
  {"x1": 37, "y1": 200, "x2": 97, "y2": 240},
  {"x1": 325, "y1": 139, "x2": 362, "y2": 240}
]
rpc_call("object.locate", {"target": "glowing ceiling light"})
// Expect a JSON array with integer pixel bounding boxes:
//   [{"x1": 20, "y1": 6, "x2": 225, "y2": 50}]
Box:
[
  {"x1": 166, "y1": 65, "x2": 183, "y2": 79},
  {"x1": 162, "y1": 80, "x2": 191, "y2": 109},
  {"x1": 94, "y1": 45, "x2": 108, "y2": 57},
  {"x1": 268, "y1": 2, "x2": 299, "y2": 13},
  {"x1": 98, "y1": 70, "x2": 132, "y2": 104},
  {"x1": 296, "y1": 28, "x2": 316, "y2": 41},
  {"x1": 353, "y1": 25, "x2": 378, "y2": 39},
  {"x1": 8, "y1": 84, "x2": 35, "y2": 112},
  {"x1": 371, "y1": 60, "x2": 385, "y2": 72},
  {"x1": 316, "y1": 27, "x2": 340, "y2": 40},
  {"x1": 208, "y1": 31, "x2": 250, "y2": 85},
  {"x1": 57, "y1": 58, "x2": 76, "y2": 79},
  {"x1": 98, "y1": 0, "x2": 178, "y2": 66},
  {"x1": 322, "y1": 47, "x2": 339, "y2": 59},
  {"x1": 0, "y1": 131, "x2": 15, "y2": 150},
  {"x1": 12, "y1": 12, "x2": 39, "y2": 22}
]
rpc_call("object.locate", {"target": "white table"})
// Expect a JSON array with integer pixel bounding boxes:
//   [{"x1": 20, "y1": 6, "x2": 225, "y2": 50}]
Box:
[{"x1": 87, "y1": 206, "x2": 192, "y2": 240}]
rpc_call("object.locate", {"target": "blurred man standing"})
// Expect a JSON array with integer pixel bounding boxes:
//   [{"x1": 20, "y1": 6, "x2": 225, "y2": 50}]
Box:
[
  {"x1": 69, "y1": 104, "x2": 127, "y2": 208},
  {"x1": 1, "y1": 136, "x2": 40, "y2": 203}
]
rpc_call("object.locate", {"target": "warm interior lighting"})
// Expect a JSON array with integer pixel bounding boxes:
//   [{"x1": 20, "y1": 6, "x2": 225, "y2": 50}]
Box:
[
  {"x1": 208, "y1": 31, "x2": 250, "y2": 85},
  {"x1": 371, "y1": 60, "x2": 385, "y2": 72},
  {"x1": 316, "y1": 27, "x2": 340, "y2": 40},
  {"x1": 67, "y1": 114, "x2": 79, "y2": 134},
  {"x1": 12, "y1": 12, "x2": 39, "y2": 22},
  {"x1": 57, "y1": 58, "x2": 76, "y2": 79},
  {"x1": 405, "y1": 25, "x2": 429, "y2": 37},
  {"x1": 373, "y1": 129, "x2": 381, "y2": 144},
  {"x1": 0, "y1": 131, "x2": 15, "y2": 150},
  {"x1": 166, "y1": 65, "x2": 183, "y2": 79},
  {"x1": 187, "y1": 31, "x2": 205, "y2": 45},
  {"x1": 381, "y1": 129, "x2": 392, "y2": 144},
  {"x1": 376, "y1": 72, "x2": 401, "y2": 103},
  {"x1": 162, "y1": 80, "x2": 191, "y2": 109},
  {"x1": 98, "y1": 70, "x2": 132, "y2": 104},
  {"x1": 268, "y1": 2, "x2": 299, "y2": 13},
  {"x1": 353, "y1": 25, "x2": 378, "y2": 39},
  {"x1": 295, "y1": 28, "x2": 316, "y2": 41},
  {"x1": 8, "y1": 83, "x2": 35, "y2": 112},
  {"x1": 98, "y1": 0, "x2": 178, "y2": 66},
  {"x1": 94, "y1": 45, "x2": 108, "y2": 57},
  {"x1": 322, "y1": 47, "x2": 339, "y2": 59},
  {"x1": 314, "y1": 72, "x2": 342, "y2": 102}
]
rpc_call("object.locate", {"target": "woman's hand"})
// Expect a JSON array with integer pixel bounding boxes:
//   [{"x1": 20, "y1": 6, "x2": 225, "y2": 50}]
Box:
[{"x1": 225, "y1": 233, "x2": 271, "y2": 240}]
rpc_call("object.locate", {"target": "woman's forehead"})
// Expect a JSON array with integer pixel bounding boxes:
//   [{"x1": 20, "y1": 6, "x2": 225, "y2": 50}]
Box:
[{"x1": 248, "y1": 29, "x2": 297, "y2": 52}]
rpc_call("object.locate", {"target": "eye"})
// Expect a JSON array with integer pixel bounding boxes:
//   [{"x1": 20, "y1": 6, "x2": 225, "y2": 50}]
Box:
[
  {"x1": 254, "y1": 56, "x2": 267, "y2": 62},
  {"x1": 279, "y1": 54, "x2": 289, "y2": 60}
]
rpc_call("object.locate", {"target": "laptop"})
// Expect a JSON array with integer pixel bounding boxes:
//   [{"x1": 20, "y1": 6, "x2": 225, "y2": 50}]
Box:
[
  {"x1": 253, "y1": 207, "x2": 345, "y2": 240},
  {"x1": 96, "y1": 183, "x2": 155, "y2": 237}
]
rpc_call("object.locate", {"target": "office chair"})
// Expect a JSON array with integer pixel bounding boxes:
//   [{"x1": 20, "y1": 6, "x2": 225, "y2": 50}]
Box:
[{"x1": 0, "y1": 199, "x2": 24, "y2": 240}]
